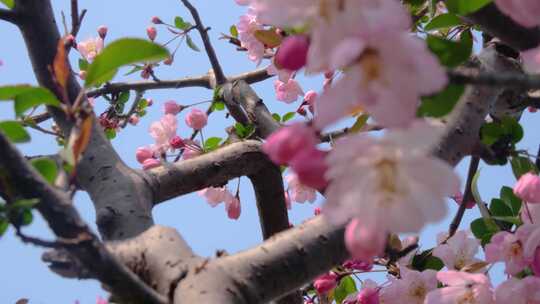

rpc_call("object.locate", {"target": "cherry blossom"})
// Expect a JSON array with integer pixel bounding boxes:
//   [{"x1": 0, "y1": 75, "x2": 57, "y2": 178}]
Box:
[
  {"x1": 77, "y1": 37, "x2": 104, "y2": 62},
  {"x1": 97, "y1": 26, "x2": 108, "y2": 39},
  {"x1": 149, "y1": 114, "x2": 178, "y2": 153},
  {"x1": 433, "y1": 230, "x2": 481, "y2": 271},
  {"x1": 286, "y1": 173, "x2": 317, "y2": 204},
  {"x1": 380, "y1": 267, "x2": 437, "y2": 304},
  {"x1": 425, "y1": 271, "x2": 494, "y2": 304},
  {"x1": 514, "y1": 173, "x2": 540, "y2": 204},
  {"x1": 485, "y1": 230, "x2": 528, "y2": 275},
  {"x1": 236, "y1": 10, "x2": 266, "y2": 65},
  {"x1": 274, "y1": 78, "x2": 304, "y2": 104},
  {"x1": 494, "y1": 0, "x2": 540, "y2": 28},
  {"x1": 494, "y1": 277, "x2": 540, "y2": 304},
  {"x1": 267, "y1": 62, "x2": 292, "y2": 83},
  {"x1": 185, "y1": 108, "x2": 208, "y2": 130},
  {"x1": 323, "y1": 123, "x2": 459, "y2": 233}
]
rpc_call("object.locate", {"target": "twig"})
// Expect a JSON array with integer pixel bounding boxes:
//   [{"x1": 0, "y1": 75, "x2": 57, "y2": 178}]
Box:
[
  {"x1": 179, "y1": 0, "x2": 226, "y2": 85},
  {"x1": 15, "y1": 228, "x2": 61, "y2": 248},
  {"x1": 448, "y1": 156, "x2": 480, "y2": 238},
  {"x1": 87, "y1": 68, "x2": 270, "y2": 97},
  {"x1": 0, "y1": 8, "x2": 17, "y2": 24},
  {"x1": 26, "y1": 112, "x2": 53, "y2": 124},
  {"x1": 24, "y1": 123, "x2": 64, "y2": 138},
  {"x1": 120, "y1": 90, "x2": 144, "y2": 128},
  {"x1": 448, "y1": 68, "x2": 540, "y2": 89}
]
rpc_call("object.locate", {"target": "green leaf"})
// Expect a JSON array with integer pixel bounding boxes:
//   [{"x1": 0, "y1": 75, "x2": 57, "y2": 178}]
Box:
[
  {"x1": 105, "y1": 128, "x2": 116, "y2": 140},
  {"x1": 501, "y1": 117, "x2": 523, "y2": 144},
  {"x1": 235, "y1": 122, "x2": 247, "y2": 137},
  {"x1": 419, "y1": 84, "x2": 465, "y2": 117},
  {"x1": 489, "y1": 198, "x2": 514, "y2": 231},
  {"x1": 124, "y1": 65, "x2": 144, "y2": 76},
  {"x1": 282, "y1": 112, "x2": 295, "y2": 122},
  {"x1": 204, "y1": 137, "x2": 222, "y2": 152},
  {"x1": 21, "y1": 209, "x2": 33, "y2": 226},
  {"x1": 14, "y1": 87, "x2": 61, "y2": 117},
  {"x1": 11, "y1": 199, "x2": 39, "y2": 210},
  {"x1": 0, "y1": 0, "x2": 14, "y2": 9},
  {"x1": 425, "y1": 13, "x2": 462, "y2": 31},
  {"x1": 511, "y1": 156, "x2": 538, "y2": 179},
  {"x1": 427, "y1": 30, "x2": 473, "y2": 67},
  {"x1": 186, "y1": 35, "x2": 201, "y2": 52},
  {"x1": 350, "y1": 114, "x2": 370, "y2": 133},
  {"x1": 446, "y1": 0, "x2": 493, "y2": 15},
  {"x1": 334, "y1": 276, "x2": 357, "y2": 304},
  {"x1": 480, "y1": 116, "x2": 523, "y2": 146},
  {"x1": 480, "y1": 122, "x2": 504, "y2": 146},
  {"x1": 272, "y1": 113, "x2": 281, "y2": 122},
  {"x1": 211, "y1": 101, "x2": 225, "y2": 111},
  {"x1": 117, "y1": 91, "x2": 130, "y2": 104},
  {"x1": 470, "y1": 217, "x2": 499, "y2": 245},
  {"x1": 492, "y1": 216, "x2": 522, "y2": 226},
  {"x1": 0, "y1": 121, "x2": 30, "y2": 143},
  {"x1": 0, "y1": 219, "x2": 8, "y2": 236},
  {"x1": 230, "y1": 25, "x2": 239, "y2": 38},
  {"x1": 85, "y1": 38, "x2": 170, "y2": 87},
  {"x1": 30, "y1": 158, "x2": 58, "y2": 184},
  {"x1": 500, "y1": 186, "x2": 522, "y2": 215},
  {"x1": 78, "y1": 59, "x2": 89, "y2": 71},
  {"x1": 412, "y1": 250, "x2": 445, "y2": 271},
  {"x1": 0, "y1": 85, "x2": 35, "y2": 100},
  {"x1": 174, "y1": 16, "x2": 192, "y2": 30}
]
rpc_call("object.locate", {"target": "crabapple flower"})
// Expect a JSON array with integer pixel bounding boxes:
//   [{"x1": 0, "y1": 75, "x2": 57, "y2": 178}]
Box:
[
  {"x1": 77, "y1": 37, "x2": 104, "y2": 61},
  {"x1": 494, "y1": 276, "x2": 540, "y2": 304},
  {"x1": 514, "y1": 173, "x2": 540, "y2": 204},
  {"x1": 323, "y1": 123, "x2": 459, "y2": 233},
  {"x1": 286, "y1": 173, "x2": 317, "y2": 204},
  {"x1": 344, "y1": 219, "x2": 386, "y2": 261},
  {"x1": 494, "y1": 0, "x2": 540, "y2": 28},
  {"x1": 236, "y1": 10, "x2": 265, "y2": 64},
  {"x1": 142, "y1": 158, "x2": 161, "y2": 170},
  {"x1": 433, "y1": 230, "x2": 481, "y2": 271},
  {"x1": 262, "y1": 123, "x2": 317, "y2": 165},
  {"x1": 185, "y1": 108, "x2": 208, "y2": 130},
  {"x1": 348, "y1": 279, "x2": 380, "y2": 304},
  {"x1": 518, "y1": 223, "x2": 540, "y2": 276},
  {"x1": 198, "y1": 187, "x2": 231, "y2": 207},
  {"x1": 247, "y1": 0, "x2": 320, "y2": 28},
  {"x1": 96, "y1": 296, "x2": 108, "y2": 304},
  {"x1": 275, "y1": 35, "x2": 309, "y2": 71},
  {"x1": 274, "y1": 78, "x2": 304, "y2": 104},
  {"x1": 267, "y1": 62, "x2": 292, "y2": 82},
  {"x1": 303, "y1": 90, "x2": 317, "y2": 114},
  {"x1": 149, "y1": 114, "x2": 178, "y2": 153},
  {"x1": 289, "y1": 148, "x2": 328, "y2": 190},
  {"x1": 425, "y1": 271, "x2": 494, "y2": 304},
  {"x1": 313, "y1": 272, "x2": 338, "y2": 294},
  {"x1": 521, "y1": 201, "x2": 540, "y2": 224},
  {"x1": 380, "y1": 268, "x2": 437, "y2": 304},
  {"x1": 342, "y1": 259, "x2": 373, "y2": 272},
  {"x1": 224, "y1": 195, "x2": 241, "y2": 220},
  {"x1": 169, "y1": 136, "x2": 185, "y2": 150},
  {"x1": 163, "y1": 100, "x2": 184, "y2": 115},
  {"x1": 485, "y1": 230, "x2": 528, "y2": 275},
  {"x1": 136, "y1": 146, "x2": 154, "y2": 164}
]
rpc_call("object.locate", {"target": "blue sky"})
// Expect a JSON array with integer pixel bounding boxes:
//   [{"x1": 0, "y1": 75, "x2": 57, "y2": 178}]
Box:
[{"x1": 0, "y1": 1, "x2": 536, "y2": 303}]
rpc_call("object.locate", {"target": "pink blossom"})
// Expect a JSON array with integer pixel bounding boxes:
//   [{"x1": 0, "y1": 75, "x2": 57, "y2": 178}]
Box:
[
  {"x1": 142, "y1": 158, "x2": 161, "y2": 170},
  {"x1": 225, "y1": 195, "x2": 241, "y2": 220},
  {"x1": 151, "y1": 16, "x2": 163, "y2": 24},
  {"x1": 343, "y1": 279, "x2": 379, "y2": 304},
  {"x1": 494, "y1": 0, "x2": 540, "y2": 28},
  {"x1": 397, "y1": 236, "x2": 420, "y2": 267},
  {"x1": 314, "y1": 207, "x2": 321, "y2": 215},
  {"x1": 289, "y1": 148, "x2": 328, "y2": 190},
  {"x1": 323, "y1": 123, "x2": 459, "y2": 233},
  {"x1": 274, "y1": 79, "x2": 304, "y2": 104},
  {"x1": 198, "y1": 187, "x2": 231, "y2": 207},
  {"x1": 147, "y1": 26, "x2": 157, "y2": 41},
  {"x1": 344, "y1": 219, "x2": 386, "y2": 261},
  {"x1": 451, "y1": 191, "x2": 476, "y2": 209},
  {"x1": 185, "y1": 108, "x2": 208, "y2": 130},
  {"x1": 129, "y1": 115, "x2": 140, "y2": 126},
  {"x1": 97, "y1": 26, "x2": 108, "y2": 39},
  {"x1": 433, "y1": 230, "x2": 481, "y2": 271},
  {"x1": 77, "y1": 37, "x2": 104, "y2": 61},
  {"x1": 286, "y1": 173, "x2": 317, "y2": 204},
  {"x1": 342, "y1": 259, "x2": 373, "y2": 272},
  {"x1": 275, "y1": 35, "x2": 309, "y2": 71},
  {"x1": 163, "y1": 100, "x2": 184, "y2": 115},
  {"x1": 303, "y1": 90, "x2": 317, "y2": 114},
  {"x1": 236, "y1": 10, "x2": 265, "y2": 64},
  {"x1": 521, "y1": 201, "x2": 540, "y2": 224},
  {"x1": 380, "y1": 268, "x2": 437, "y2": 304},
  {"x1": 247, "y1": 0, "x2": 319, "y2": 28},
  {"x1": 313, "y1": 272, "x2": 338, "y2": 294},
  {"x1": 514, "y1": 173, "x2": 540, "y2": 204},
  {"x1": 485, "y1": 230, "x2": 528, "y2": 275},
  {"x1": 262, "y1": 123, "x2": 317, "y2": 165},
  {"x1": 136, "y1": 146, "x2": 154, "y2": 164},
  {"x1": 494, "y1": 277, "x2": 540, "y2": 304},
  {"x1": 521, "y1": 46, "x2": 540, "y2": 74},
  {"x1": 169, "y1": 136, "x2": 185, "y2": 150},
  {"x1": 518, "y1": 224, "x2": 540, "y2": 274},
  {"x1": 267, "y1": 62, "x2": 293, "y2": 82},
  {"x1": 149, "y1": 114, "x2": 178, "y2": 153},
  {"x1": 235, "y1": 0, "x2": 251, "y2": 5},
  {"x1": 425, "y1": 271, "x2": 494, "y2": 304},
  {"x1": 96, "y1": 296, "x2": 108, "y2": 304}
]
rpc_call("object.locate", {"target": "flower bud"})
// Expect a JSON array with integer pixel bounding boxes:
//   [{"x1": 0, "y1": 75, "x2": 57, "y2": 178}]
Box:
[
  {"x1": 129, "y1": 115, "x2": 140, "y2": 126},
  {"x1": 136, "y1": 146, "x2": 154, "y2": 164},
  {"x1": 163, "y1": 100, "x2": 184, "y2": 115},
  {"x1": 313, "y1": 273, "x2": 338, "y2": 294},
  {"x1": 147, "y1": 26, "x2": 157, "y2": 41},
  {"x1": 151, "y1": 16, "x2": 163, "y2": 24},
  {"x1": 275, "y1": 35, "x2": 310, "y2": 71},
  {"x1": 97, "y1": 25, "x2": 108, "y2": 39},
  {"x1": 142, "y1": 158, "x2": 161, "y2": 170},
  {"x1": 169, "y1": 135, "x2": 185, "y2": 149},
  {"x1": 185, "y1": 108, "x2": 208, "y2": 130}
]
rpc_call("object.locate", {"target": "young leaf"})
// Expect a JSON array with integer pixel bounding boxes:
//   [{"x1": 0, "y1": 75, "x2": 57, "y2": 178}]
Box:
[
  {"x1": 419, "y1": 84, "x2": 465, "y2": 117},
  {"x1": 85, "y1": 38, "x2": 170, "y2": 87},
  {"x1": 425, "y1": 13, "x2": 462, "y2": 31},
  {"x1": 272, "y1": 113, "x2": 281, "y2": 123},
  {"x1": 186, "y1": 35, "x2": 201, "y2": 52},
  {"x1": 174, "y1": 16, "x2": 192, "y2": 30},
  {"x1": 334, "y1": 276, "x2": 357, "y2": 304},
  {"x1": 0, "y1": 121, "x2": 30, "y2": 143},
  {"x1": 211, "y1": 101, "x2": 225, "y2": 111},
  {"x1": 0, "y1": 85, "x2": 34, "y2": 100},
  {"x1": 282, "y1": 112, "x2": 295, "y2": 122},
  {"x1": 204, "y1": 137, "x2": 222, "y2": 152},
  {"x1": 500, "y1": 186, "x2": 522, "y2": 215},
  {"x1": 230, "y1": 25, "x2": 239, "y2": 38},
  {"x1": 14, "y1": 87, "x2": 61, "y2": 117},
  {"x1": 511, "y1": 156, "x2": 538, "y2": 179},
  {"x1": 427, "y1": 30, "x2": 473, "y2": 67},
  {"x1": 30, "y1": 158, "x2": 58, "y2": 184},
  {"x1": 470, "y1": 217, "x2": 499, "y2": 246}
]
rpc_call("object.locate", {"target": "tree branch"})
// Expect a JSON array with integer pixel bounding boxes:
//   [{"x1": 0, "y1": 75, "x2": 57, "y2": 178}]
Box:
[
  {"x1": 448, "y1": 68, "x2": 540, "y2": 89},
  {"x1": 179, "y1": 0, "x2": 226, "y2": 85},
  {"x1": 0, "y1": 132, "x2": 168, "y2": 304},
  {"x1": 0, "y1": 8, "x2": 18, "y2": 24}
]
